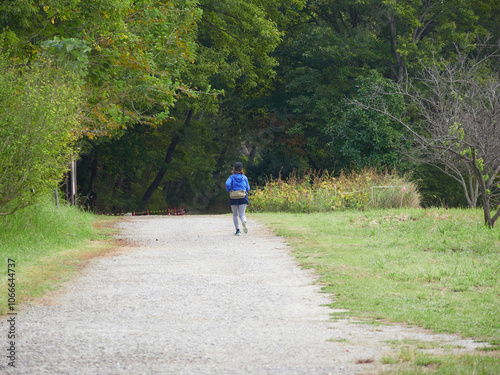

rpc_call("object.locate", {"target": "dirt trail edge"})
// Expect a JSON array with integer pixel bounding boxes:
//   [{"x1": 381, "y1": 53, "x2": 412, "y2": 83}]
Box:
[{"x1": 2, "y1": 216, "x2": 486, "y2": 374}]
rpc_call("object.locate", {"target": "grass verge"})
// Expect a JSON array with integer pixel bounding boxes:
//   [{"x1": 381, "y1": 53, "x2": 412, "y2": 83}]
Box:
[
  {"x1": 255, "y1": 208, "x2": 500, "y2": 373},
  {"x1": 0, "y1": 198, "x2": 118, "y2": 316}
]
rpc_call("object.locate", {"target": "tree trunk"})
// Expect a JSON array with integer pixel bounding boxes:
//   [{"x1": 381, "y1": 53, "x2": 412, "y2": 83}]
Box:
[
  {"x1": 491, "y1": 208, "x2": 500, "y2": 228},
  {"x1": 388, "y1": 10, "x2": 404, "y2": 83},
  {"x1": 471, "y1": 150, "x2": 494, "y2": 228},
  {"x1": 247, "y1": 145, "x2": 257, "y2": 168},
  {"x1": 141, "y1": 109, "x2": 194, "y2": 209},
  {"x1": 482, "y1": 194, "x2": 492, "y2": 228},
  {"x1": 458, "y1": 171, "x2": 479, "y2": 209},
  {"x1": 87, "y1": 156, "x2": 98, "y2": 210}
]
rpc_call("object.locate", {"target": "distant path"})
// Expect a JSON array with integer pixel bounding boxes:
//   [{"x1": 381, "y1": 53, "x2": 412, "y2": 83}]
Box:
[{"x1": 1, "y1": 215, "x2": 485, "y2": 374}]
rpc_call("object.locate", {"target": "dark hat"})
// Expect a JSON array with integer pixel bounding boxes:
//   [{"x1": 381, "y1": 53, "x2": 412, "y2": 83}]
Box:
[{"x1": 234, "y1": 162, "x2": 243, "y2": 169}]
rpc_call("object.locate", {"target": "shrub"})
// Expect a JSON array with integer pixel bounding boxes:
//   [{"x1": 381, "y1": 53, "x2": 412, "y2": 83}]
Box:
[
  {"x1": 249, "y1": 168, "x2": 421, "y2": 213},
  {"x1": 0, "y1": 53, "x2": 84, "y2": 215}
]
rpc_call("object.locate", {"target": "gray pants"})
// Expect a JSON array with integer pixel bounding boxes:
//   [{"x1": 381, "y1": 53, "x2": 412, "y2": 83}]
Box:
[{"x1": 231, "y1": 204, "x2": 247, "y2": 230}]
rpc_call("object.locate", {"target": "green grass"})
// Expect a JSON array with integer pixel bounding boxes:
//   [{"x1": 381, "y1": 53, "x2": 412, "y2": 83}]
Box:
[
  {"x1": 381, "y1": 352, "x2": 499, "y2": 374},
  {"x1": 0, "y1": 198, "x2": 116, "y2": 316},
  {"x1": 255, "y1": 208, "x2": 500, "y2": 373}
]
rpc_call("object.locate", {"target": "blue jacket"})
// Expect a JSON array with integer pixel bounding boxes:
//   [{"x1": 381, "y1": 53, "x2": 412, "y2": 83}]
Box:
[{"x1": 226, "y1": 173, "x2": 250, "y2": 193}]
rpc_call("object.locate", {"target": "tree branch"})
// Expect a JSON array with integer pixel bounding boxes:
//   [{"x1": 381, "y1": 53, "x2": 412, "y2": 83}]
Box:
[{"x1": 200, "y1": 19, "x2": 246, "y2": 45}]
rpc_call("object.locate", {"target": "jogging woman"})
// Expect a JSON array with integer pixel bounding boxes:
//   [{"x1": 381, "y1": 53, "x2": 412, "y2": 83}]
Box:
[{"x1": 225, "y1": 162, "x2": 250, "y2": 235}]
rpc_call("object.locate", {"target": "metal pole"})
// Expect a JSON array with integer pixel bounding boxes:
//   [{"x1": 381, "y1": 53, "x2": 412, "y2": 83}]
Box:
[
  {"x1": 71, "y1": 160, "x2": 77, "y2": 206},
  {"x1": 65, "y1": 172, "x2": 70, "y2": 203}
]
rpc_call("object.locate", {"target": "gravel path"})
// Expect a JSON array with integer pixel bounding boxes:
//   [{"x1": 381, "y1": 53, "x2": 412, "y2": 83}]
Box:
[{"x1": 1, "y1": 215, "x2": 486, "y2": 374}]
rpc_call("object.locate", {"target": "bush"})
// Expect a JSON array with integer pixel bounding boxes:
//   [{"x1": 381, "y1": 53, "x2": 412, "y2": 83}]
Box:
[
  {"x1": 249, "y1": 168, "x2": 421, "y2": 213},
  {"x1": 0, "y1": 53, "x2": 84, "y2": 215}
]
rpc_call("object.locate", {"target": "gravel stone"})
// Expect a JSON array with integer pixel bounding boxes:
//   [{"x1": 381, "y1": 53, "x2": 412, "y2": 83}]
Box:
[{"x1": 0, "y1": 215, "x2": 487, "y2": 374}]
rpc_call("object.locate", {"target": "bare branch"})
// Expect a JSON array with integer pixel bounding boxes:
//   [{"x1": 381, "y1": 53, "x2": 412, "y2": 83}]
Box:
[{"x1": 352, "y1": 39, "x2": 500, "y2": 226}]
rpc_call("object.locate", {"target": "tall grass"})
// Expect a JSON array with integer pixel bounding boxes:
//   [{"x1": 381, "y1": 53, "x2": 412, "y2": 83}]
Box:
[
  {"x1": 0, "y1": 198, "x2": 96, "y2": 260},
  {"x1": 250, "y1": 168, "x2": 421, "y2": 213},
  {"x1": 0, "y1": 197, "x2": 106, "y2": 315}
]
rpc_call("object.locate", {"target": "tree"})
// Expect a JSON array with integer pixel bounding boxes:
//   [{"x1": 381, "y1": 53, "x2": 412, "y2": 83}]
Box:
[
  {"x1": 0, "y1": 54, "x2": 84, "y2": 215},
  {"x1": 1, "y1": 0, "x2": 201, "y2": 135},
  {"x1": 243, "y1": 0, "x2": 496, "y2": 177},
  {"x1": 382, "y1": 0, "x2": 484, "y2": 82},
  {"x1": 138, "y1": 0, "x2": 283, "y2": 209},
  {"x1": 326, "y1": 71, "x2": 409, "y2": 169},
  {"x1": 354, "y1": 41, "x2": 500, "y2": 227}
]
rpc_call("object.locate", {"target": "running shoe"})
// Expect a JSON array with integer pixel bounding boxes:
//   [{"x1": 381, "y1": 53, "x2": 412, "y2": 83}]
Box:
[
  {"x1": 242, "y1": 221, "x2": 248, "y2": 234},
  {"x1": 235, "y1": 229, "x2": 242, "y2": 236}
]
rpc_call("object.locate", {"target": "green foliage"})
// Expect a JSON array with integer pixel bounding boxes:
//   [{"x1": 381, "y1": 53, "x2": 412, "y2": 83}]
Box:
[
  {"x1": 383, "y1": 0, "x2": 487, "y2": 70},
  {"x1": 3, "y1": 0, "x2": 500, "y2": 212},
  {"x1": 0, "y1": 53, "x2": 84, "y2": 214},
  {"x1": 81, "y1": 0, "x2": 202, "y2": 134},
  {"x1": 326, "y1": 71, "x2": 409, "y2": 169},
  {"x1": 197, "y1": 0, "x2": 282, "y2": 95},
  {"x1": 78, "y1": 115, "x2": 222, "y2": 213},
  {"x1": 77, "y1": 0, "x2": 286, "y2": 211},
  {"x1": 41, "y1": 36, "x2": 91, "y2": 76},
  {"x1": 250, "y1": 168, "x2": 421, "y2": 213},
  {"x1": 268, "y1": 4, "x2": 390, "y2": 170},
  {"x1": 1, "y1": 0, "x2": 203, "y2": 135},
  {"x1": 237, "y1": 0, "x2": 500, "y2": 203},
  {"x1": 412, "y1": 164, "x2": 469, "y2": 208}
]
